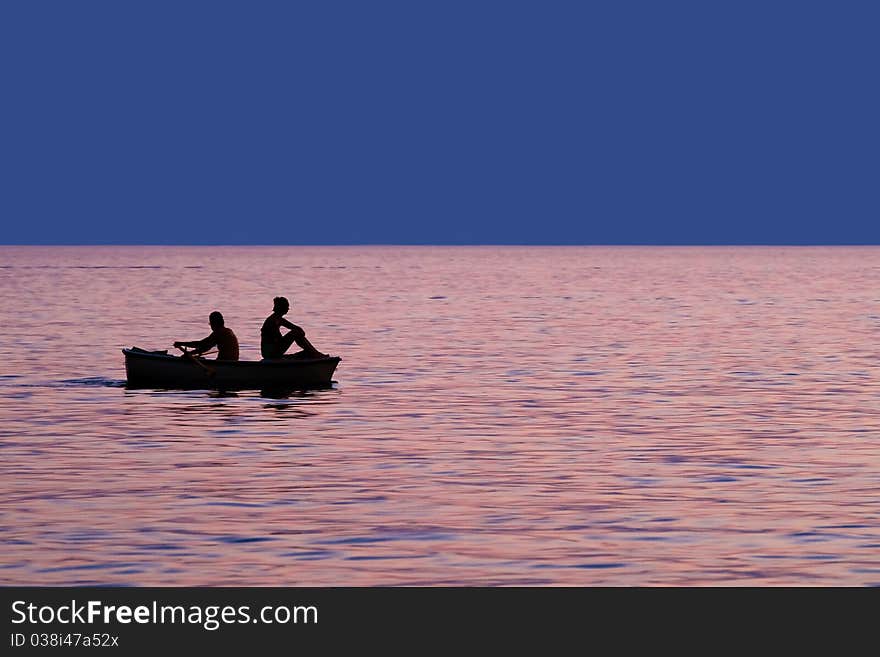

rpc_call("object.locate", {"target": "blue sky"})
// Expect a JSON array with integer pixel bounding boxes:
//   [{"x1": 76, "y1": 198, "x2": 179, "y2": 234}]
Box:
[{"x1": 2, "y1": 1, "x2": 878, "y2": 244}]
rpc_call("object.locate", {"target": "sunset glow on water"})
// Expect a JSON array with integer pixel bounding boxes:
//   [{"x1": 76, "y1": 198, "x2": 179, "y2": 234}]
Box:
[{"x1": 2, "y1": 246, "x2": 880, "y2": 584}]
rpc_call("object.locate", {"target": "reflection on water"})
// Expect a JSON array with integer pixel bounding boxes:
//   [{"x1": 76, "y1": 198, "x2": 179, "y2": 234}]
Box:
[{"x1": 1, "y1": 246, "x2": 880, "y2": 585}]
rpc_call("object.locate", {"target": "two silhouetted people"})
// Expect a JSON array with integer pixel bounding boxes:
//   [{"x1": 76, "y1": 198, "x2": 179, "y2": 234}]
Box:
[
  {"x1": 174, "y1": 298, "x2": 325, "y2": 362},
  {"x1": 174, "y1": 311, "x2": 240, "y2": 361}
]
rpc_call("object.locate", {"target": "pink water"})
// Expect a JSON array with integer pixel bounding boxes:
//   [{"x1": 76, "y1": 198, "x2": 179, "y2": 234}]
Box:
[{"x1": 2, "y1": 246, "x2": 879, "y2": 585}]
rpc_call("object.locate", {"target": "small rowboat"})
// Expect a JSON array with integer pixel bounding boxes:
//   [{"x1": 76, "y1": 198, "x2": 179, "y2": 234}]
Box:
[{"x1": 123, "y1": 347, "x2": 341, "y2": 390}]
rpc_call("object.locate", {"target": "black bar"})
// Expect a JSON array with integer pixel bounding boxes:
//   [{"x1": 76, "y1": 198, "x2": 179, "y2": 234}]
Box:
[{"x1": 1, "y1": 587, "x2": 874, "y2": 651}]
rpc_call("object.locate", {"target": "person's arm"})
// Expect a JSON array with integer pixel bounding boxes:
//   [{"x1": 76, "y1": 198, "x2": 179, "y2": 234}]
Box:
[
  {"x1": 280, "y1": 318, "x2": 306, "y2": 335},
  {"x1": 175, "y1": 334, "x2": 217, "y2": 354},
  {"x1": 191, "y1": 334, "x2": 218, "y2": 355},
  {"x1": 174, "y1": 340, "x2": 200, "y2": 349},
  {"x1": 280, "y1": 318, "x2": 306, "y2": 339}
]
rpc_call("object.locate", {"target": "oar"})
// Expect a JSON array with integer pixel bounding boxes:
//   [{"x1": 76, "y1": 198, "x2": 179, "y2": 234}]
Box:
[{"x1": 176, "y1": 345, "x2": 216, "y2": 377}]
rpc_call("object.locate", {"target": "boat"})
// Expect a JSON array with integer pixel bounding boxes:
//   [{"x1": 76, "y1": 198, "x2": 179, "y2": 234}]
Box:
[{"x1": 122, "y1": 347, "x2": 341, "y2": 390}]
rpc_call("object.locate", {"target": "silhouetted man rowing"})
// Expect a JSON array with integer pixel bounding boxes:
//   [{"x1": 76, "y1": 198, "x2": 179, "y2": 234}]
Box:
[
  {"x1": 174, "y1": 311, "x2": 240, "y2": 361},
  {"x1": 261, "y1": 296, "x2": 326, "y2": 359}
]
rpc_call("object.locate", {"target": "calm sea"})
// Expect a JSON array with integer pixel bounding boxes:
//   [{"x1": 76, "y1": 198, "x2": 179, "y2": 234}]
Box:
[{"x1": 1, "y1": 246, "x2": 879, "y2": 585}]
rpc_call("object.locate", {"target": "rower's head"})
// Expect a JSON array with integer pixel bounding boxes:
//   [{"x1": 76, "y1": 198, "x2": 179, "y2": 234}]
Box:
[
  {"x1": 209, "y1": 311, "x2": 225, "y2": 329},
  {"x1": 273, "y1": 296, "x2": 290, "y2": 315}
]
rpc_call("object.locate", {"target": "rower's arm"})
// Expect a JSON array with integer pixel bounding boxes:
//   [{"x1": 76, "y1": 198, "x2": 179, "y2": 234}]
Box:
[
  {"x1": 190, "y1": 334, "x2": 218, "y2": 355},
  {"x1": 175, "y1": 335, "x2": 216, "y2": 354},
  {"x1": 174, "y1": 340, "x2": 201, "y2": 349}
]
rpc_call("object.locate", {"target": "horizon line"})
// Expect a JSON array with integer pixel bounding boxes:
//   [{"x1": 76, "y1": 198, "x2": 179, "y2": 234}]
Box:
[{"x1": 2, "y1": 243, "x2": 880, "y2": 248}]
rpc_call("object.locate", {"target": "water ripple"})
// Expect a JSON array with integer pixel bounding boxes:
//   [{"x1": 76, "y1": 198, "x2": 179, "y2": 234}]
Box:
[{"x1": 2, "y1": 246, "x2": 880, "y2": 585}]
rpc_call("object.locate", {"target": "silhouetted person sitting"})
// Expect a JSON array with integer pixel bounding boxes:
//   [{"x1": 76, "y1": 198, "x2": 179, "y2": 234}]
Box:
[
  {"x1": 174, "y1": 311, "x2": 240, "y2": 361},
  {"x1": 261, "y1": 296, "x2": 326, "y2": 359}
]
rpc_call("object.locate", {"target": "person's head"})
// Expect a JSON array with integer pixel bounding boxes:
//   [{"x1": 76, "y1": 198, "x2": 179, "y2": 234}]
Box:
[
  {"x1": 209, "y1": 311, "x2": 225, "y2": 329},
  {"x1": 273, "y1": 296, "x2": 290, "y2": 315}
]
